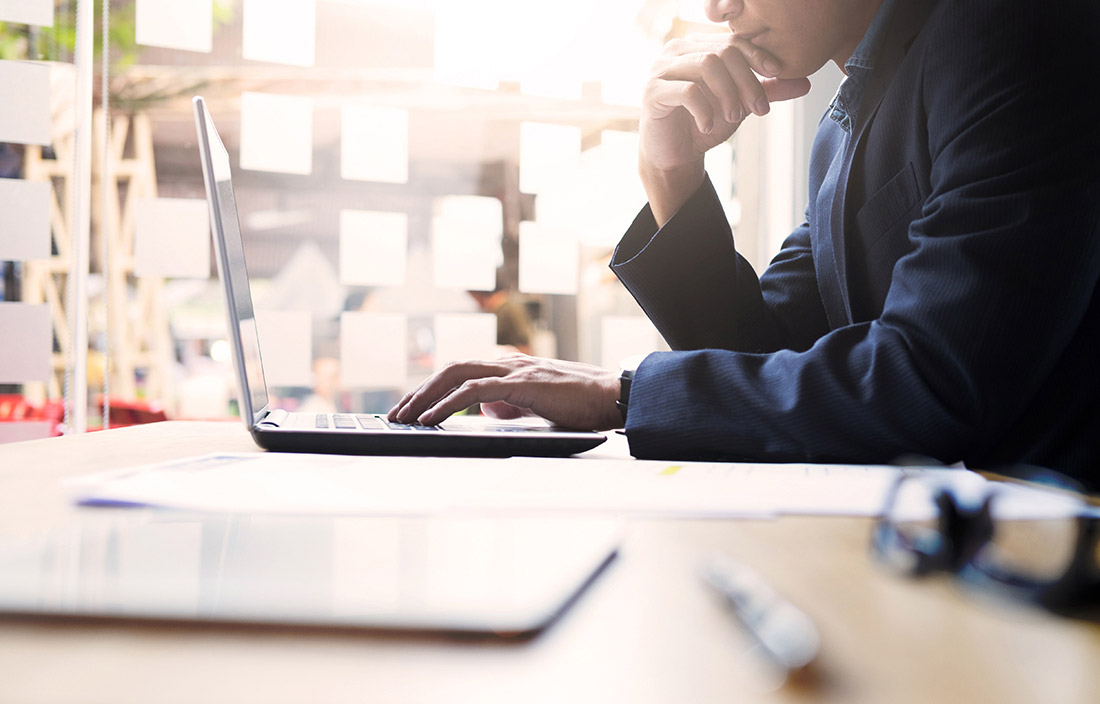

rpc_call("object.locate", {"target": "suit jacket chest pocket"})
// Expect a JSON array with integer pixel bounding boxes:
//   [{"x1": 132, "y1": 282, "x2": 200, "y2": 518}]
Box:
[{"x1": 853, "y1": 162, "x2": 922, "y2": 299}]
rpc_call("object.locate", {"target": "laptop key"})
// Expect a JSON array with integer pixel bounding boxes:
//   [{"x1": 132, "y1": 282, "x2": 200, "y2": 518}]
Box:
[
  {"x1": 332, "y1": 414, "x2": 357, "y2": 430},
  {"x1": 355, "y1": 415, "x2": 387, "y2": 430},
  {"x1": 384, "y1": 419, "x2": 441, "y2": 431},
  {"x1": 315, "y1": 415, "x2": 330, "y2": 429}
]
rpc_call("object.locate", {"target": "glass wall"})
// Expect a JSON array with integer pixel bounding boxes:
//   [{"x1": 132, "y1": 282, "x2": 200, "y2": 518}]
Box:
[
  {"x1": 1, "y1": 1, "x2": 77, "y2": 440},
  {"x1": 1, "y1": 0, "x2": 832, "y2": 433}
]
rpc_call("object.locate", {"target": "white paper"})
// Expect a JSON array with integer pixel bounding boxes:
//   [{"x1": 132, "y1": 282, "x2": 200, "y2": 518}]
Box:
[
  {"x1": 341, "y1": 105, "x2": 408, "y2": 184},
  {"x1": 242, "y1": 0, "x2": 315, "y2": 67},
  {"x1": 519, "y1": 122, "x2": 581, "y2": 194},
  {"x1": 0, "y1": 179, "x2": 50, "y2": 261},
  {"x1": 254, "y1": 310, "x2": 313, "y2": 388},
  {"x1": 239, "y1": 92, "x2": 313, "y2": 175},
  {"x1": 0, "y1": 60, "x2": 51, "y2": 146},
  {"x1": 518, "y1": 221, "x2": 579, "y2": 295},
  {"x1": 0, "y1": 0, "x2": 51, "y2": 26},
  {"x1": 340, "y1": 311, "x2": 407, "y2": 389},
  {"x1": 339, "y1": 210, "x2": 408, "y2": 287},
  {"x1": 70, "y1": 452, "x2": 1053, "y2": 521},
  {"x1": 133, "y1": 197, "x2": 211, "y2": 278},
  {"x1": 431, "y1": 195, "x2": 502, "y2": 291},
  {"x1": 135, "y1": 0, "x2": 212, "y2": 53},
  {"x1": 0, "y1": 302, "x2": 51, "y2": 383},
  {"x1": 600, "y1": 315, "x2": 661, "y2": 370},
  {"x1": 433, "y1": 313, "x2": 497, "y2": 371}
]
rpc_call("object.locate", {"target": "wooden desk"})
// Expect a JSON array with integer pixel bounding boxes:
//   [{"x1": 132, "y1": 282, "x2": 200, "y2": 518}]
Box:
[{"x1": 0, "y1": 421, "x2": 1097, "y2": 704}]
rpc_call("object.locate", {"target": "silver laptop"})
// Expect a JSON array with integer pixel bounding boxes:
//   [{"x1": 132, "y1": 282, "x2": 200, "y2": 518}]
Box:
[{"x1": 193, "y1": 96, "x2": 606, "y2": 458}]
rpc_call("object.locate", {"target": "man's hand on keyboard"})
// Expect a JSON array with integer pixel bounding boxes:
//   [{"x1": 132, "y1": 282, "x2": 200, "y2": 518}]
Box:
[{"x1": 387, "y1": 353, "x2": 622, "y2": 431}]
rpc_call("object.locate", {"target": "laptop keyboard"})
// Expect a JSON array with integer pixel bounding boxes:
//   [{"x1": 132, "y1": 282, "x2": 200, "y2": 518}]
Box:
[{"x1": 313, "y1": 414, "x2": 440, "y2": 431}]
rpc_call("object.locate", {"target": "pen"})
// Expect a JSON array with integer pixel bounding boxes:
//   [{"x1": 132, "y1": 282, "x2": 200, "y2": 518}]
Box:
[{"x1": 700, "y1": 555, "x2": 821, "y2": 675}]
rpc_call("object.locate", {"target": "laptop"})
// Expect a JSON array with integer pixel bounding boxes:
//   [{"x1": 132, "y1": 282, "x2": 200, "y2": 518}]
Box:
[{"x1": 193, "y1": 96, "x2": 606, "y2": 458}]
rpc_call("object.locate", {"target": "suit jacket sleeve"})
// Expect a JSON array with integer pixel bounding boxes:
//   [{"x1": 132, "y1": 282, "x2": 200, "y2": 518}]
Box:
[
  {"x1": 610, "y1": 0, "x2": 1100, "y2": 465},
  {"x1": 610, "y1": 176, "x2": 830, "y2": 354}
]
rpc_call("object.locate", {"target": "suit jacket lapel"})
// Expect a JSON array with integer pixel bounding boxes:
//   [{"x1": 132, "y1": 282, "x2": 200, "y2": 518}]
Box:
[{"x1": 827, "y1": 0, "x2": 939, "y2": 326}]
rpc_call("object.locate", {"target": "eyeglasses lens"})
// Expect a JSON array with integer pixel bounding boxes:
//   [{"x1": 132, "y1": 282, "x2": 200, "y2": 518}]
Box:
[
  {"x1": 879, "y1": 479, "x2": 948, "y2": 573},
  {"x1": 973, "y1": 516, "x2": 1079, "y2": 583}
]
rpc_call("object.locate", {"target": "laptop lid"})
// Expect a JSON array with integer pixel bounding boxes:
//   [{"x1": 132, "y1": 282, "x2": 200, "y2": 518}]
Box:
[{"x1": 194, "y1": 95, "x2": 270, "y2": 431}]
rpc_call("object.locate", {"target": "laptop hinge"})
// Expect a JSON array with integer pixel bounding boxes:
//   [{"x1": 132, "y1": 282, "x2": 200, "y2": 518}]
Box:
[{"x1": 257, "y1": 408, "x2": 288, "y2": 428}]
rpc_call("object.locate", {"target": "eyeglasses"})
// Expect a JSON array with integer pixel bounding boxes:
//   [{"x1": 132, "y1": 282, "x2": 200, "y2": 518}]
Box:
[{"x1": 871, "y1": 469, "x2": 1100, "y2": 618}]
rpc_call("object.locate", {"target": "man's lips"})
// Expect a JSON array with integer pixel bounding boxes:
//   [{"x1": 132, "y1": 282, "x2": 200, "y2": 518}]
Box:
[{"x1": 732, "y1": 27, "x2": 769, "y2": 45}]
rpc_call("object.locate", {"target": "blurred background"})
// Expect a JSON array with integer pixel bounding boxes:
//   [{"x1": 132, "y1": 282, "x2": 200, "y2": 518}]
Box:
[{"x1": 0, "y1": 0, "x2": 843, "y2": 437}]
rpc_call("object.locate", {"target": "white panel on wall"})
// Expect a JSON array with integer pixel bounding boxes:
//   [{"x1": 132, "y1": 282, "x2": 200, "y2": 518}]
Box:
[
  {"x1": 431, "y1": 195, "x2": 502, "y2": 292},
  {"x1": 433, "y1": 0, "x2": 600, "y2": 91},
  {"x1": 239, "y1": 92, "x2": 313, "y2": 175},
  {"x1": 0, "y1": 302, "x2": 51, "y2": 383},
  {"x1": 135, "y1": 0, "x2": 213, "y2": 53},
  {"x1": 341, "y1": 105, "x2": 409, "y2": 184},
  {"x1": 339, "y1": 210, "x2": 408, "y2": 287},
  {"x1": 0, "y1": 60, "x2": 51, "y2": 146},
  {"x1": 705, "y1": 140, "x2": 735, "y2": 203},
  {"x1": 534, "y1": 129, "x2": 647, "y2": 250},
  {"x1": 433, "y1": 313, "x2": 497, "y2": 371},
  {"x1": 520, "y1": 74, "x2": 582, "y2": 101},
  {"x1": 133, "y1": 197, "x2": 211, "y2": 278},
  {"x1": 177, "y1": 373, "x2": 229, "y2": 420},
  {"x1": 0, "y1": 421, "x2": 53, "y2": 443},
  {"x1": 519, "y1": 122, "x2": 581, "y2": 195},
  {"x1": 0, "y1": 0, "x2": 53, "y2": 27},
  {"x1": 254, "y1": 310, "x2": 313, "y2": 387},
  {"x1": 600, "y1": 315, "x2": 661, "y2": 370},
  {"x1": 0, "y1": 179, "x2": 50, "y2": 261},
  {"x1": 518, "y1": 221, "x2": 578, "y2": 295},
  {"x1": 242, "y1": 0, "x2": 315, "y2": 67},
  {"x1": 340, "y1": 311, "x2": 407, "y2": 389}
]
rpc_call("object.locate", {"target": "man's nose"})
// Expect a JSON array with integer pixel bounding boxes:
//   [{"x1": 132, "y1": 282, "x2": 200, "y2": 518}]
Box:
[{"x1": 703, "y1": 0, "x2": 744, "y2": 24}]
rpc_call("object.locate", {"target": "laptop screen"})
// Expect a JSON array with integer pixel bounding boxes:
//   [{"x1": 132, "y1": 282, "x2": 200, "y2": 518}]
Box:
[{"x1": 196, "y1": 98, "x2": 270, "y2": 424}]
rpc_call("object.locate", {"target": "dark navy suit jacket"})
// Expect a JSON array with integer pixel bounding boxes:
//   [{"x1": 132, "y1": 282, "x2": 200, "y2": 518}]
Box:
[{"x1": 610, "y1": 0, "x2": 1100, "y2": 489}]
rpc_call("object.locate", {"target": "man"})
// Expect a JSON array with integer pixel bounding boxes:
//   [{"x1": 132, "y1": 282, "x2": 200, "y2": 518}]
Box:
[{"x1": 391, "y1": 0, "x2": 1100, "y2": 490}]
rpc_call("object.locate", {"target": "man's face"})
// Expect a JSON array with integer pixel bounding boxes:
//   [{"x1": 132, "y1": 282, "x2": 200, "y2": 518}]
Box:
[{"x1": 703, "y1": 0, "x2": 879, "y2": 78}]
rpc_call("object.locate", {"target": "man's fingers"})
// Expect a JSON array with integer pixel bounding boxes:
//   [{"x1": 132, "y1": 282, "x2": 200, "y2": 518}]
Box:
[
  {"x1": 387, "y1": 385, "x2": 427, "y2": 421},
  {"x1": 712, "y1": 44, "x2": 770, "y2": 118},
  {"x1": 669, "y1": 34, "x2": 783, "y2": 79},
  {"x1": 417, "y1": 377, "x2": 512, "y2": 426},
  {"x1": 392, "y1": 360, "x2": 506, "y2": 424},
  {"x1": 728, "y1": 36, "x2": 782, "y2": 78},
  {"x1": 481, "y1": 400, "x2": 529, "y2": 420},
  {"x1": 696, "y1": 51, "x2": 745, "y2": 123},
  {"x1": 652, "y1": 37, "x2": 789, "y2": 124},
  {"x1": 763, "y1": 76, "x2": 813, "y2": 103},
  {"x1": 645, "y1": 78, "x2": 717, "y2": 134}
]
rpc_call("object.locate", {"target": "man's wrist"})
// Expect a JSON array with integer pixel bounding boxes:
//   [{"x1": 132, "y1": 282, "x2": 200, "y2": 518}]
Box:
[{"x1": 639, "y1": 158, "x2": 706, "y2": 228}]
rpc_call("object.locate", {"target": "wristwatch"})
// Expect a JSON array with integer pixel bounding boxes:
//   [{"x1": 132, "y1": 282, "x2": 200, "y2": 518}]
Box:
[
  {"x1": 616, "y1": 368, "x2": 633, "y2": 423},
  {"x1": 616, "y1": 354, "x2": 645, "y2": 423}
]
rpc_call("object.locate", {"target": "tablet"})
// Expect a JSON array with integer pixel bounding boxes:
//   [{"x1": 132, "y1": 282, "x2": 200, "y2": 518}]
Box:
[{"x1": 0, "y1": 511, "x2": 620, "y2": 637}]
